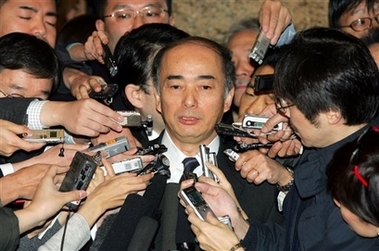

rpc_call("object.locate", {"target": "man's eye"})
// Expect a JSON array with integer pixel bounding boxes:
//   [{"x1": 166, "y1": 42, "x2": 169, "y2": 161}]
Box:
[
  {"x1": 117, "y1": 13, "x2": 132, "y2": 19},
  {"x1": 201, "y1": 85, "x2": 211, "y2": 90},
  {"x1": 19, "y1": 15, "x2": 32, "y2": 20}
]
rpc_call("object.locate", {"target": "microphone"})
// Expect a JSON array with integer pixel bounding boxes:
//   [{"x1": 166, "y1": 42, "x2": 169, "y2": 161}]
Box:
[
  {"x1": 146, "y1": 114, "x2": 153, "y2": 136},
  {"x1": 127, "y1": 216, "x2": 158, "y2": 251},
  {"x1": 98, "y1": 170, "x2": 169, "y2": 250}
]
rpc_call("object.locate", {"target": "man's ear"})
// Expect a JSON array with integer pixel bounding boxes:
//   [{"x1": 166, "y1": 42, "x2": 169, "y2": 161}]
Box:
[
  {"x1": 326, "y1": 109, "x2": 342, "y2": 125},
  {"x1": 125, "y1": 84, "x2": 143, "y2": 109},
  {"x1": 223, "y1": 88, "x2": 235, "y2": 113},
  {"x1": 153, "y1": 88, "x2": 162, "y2": 113},
  {"x1": 96, "y1": 19, "x2": 105, "y2": 32},
  {"x1": 169, "y1": 16, "x2": 175, "y2": 26}
]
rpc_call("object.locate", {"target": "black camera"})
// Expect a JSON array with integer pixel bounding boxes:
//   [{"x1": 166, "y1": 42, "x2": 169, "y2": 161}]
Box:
[
  {"x1": 137, "y1": 154, "x2": 170, "y2": 178},
  {"x1": 254, "y1": 74, "x2": 274, "y2": 93},
  {"x1": 135, "y1": 144, "x2": 168, "y2": 156},
  {"x1": 102, "y1": 43, "x2": 118, "y2": 77},
  {"x1": 59, "y1": 152, "x2": 101, "y2": 210}
]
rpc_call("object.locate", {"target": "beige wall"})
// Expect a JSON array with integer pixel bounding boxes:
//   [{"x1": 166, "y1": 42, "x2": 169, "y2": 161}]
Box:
[{"x1": 172, "y1": 0, "x2": 329, "y2": 43}]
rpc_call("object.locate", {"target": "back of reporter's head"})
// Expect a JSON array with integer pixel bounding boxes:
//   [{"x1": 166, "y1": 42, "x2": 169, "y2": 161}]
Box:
[
  {"x1": 0, "y1": 32, "x2": 60, "y2": 93},
  {"x1": 327, "y1": 125, "x2": 379, "y2": 227},
  {"x1": 274, "y1": 27, "x2": 379, "y2": 125}
]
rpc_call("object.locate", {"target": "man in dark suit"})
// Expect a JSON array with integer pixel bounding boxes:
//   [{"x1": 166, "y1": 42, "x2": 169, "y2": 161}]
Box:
[{"x1": 149, "y1": 36, "x2": 283, "y2": 251}]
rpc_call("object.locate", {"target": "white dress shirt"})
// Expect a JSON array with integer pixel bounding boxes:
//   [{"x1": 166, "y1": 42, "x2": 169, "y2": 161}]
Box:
[{"x1": 161, "y1": 131, "x2": 220, "y2": 183}]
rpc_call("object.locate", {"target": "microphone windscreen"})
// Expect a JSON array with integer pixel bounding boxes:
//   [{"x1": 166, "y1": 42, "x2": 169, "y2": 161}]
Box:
[
  {"x1": 127, "y1": 216, "x2": 158, "y2": 251},
  {"x1": 98, "y1": 194, "x2": 150, "y2": 250}
]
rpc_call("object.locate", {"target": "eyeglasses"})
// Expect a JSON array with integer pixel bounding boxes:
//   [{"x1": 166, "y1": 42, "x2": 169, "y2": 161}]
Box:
[
  {"x1": 275, "y1": 96, "x2": 294, "y2": 114},
  {"x1": 0, "y1": 89, "x2": 24, "y2": 98},
  {"x1": 103, "y1": 6, "x2": 168, "y2": 23},
  {"x1": 340, "y1": 13, "x2": 379, "y2": 32}
]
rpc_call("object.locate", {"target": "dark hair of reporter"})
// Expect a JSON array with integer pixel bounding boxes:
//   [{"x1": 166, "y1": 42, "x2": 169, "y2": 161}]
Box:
[
  {"x1": 0, "y1": 32, "x2": 60, "y2": 94},
  {"x1": 328, "y1": 0, "x2": 378, "y2": 29},
  {"x1": 56, "y1": 14, "x2": 97, "y2": 47},
  {"x1": 274, "y1": 27, "x2": 379, "y2": 125},
  {"x1": 114, "y1": 23, "x2": 189, "y2": 111},
  {"x1": 93, "y1": 0, "x2": 173, "y2": 18},
  {"x1": 327, "y1": 125, "x2": 379, "y2": 227}
]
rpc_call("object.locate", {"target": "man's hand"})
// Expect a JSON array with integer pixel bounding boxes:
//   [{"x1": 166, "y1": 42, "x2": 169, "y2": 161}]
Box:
[
  {"x1": 0, "y1": 164, "x2": 51, "y2": 205},
  {"x1": 259, "y1": 0, "x2": 292, "y2": 45},
  {"x1": 0, "y1": 119, "x2": 45, "y2": 157},
  {"x1": 41, "y1": 99, "x2": 123, "y2": 137},
  {"x1": 12, "y1": 143, "x2": 90, "y2": 172},
  {"x1": 234, "y1": 150, "x2": 292, "y2": 186},
  {"x1": 187, "y1": 206, "x2": 241, "y2": 251},
  {"x1": 83, "y1": 30, "x2": 109, "y2": 64},
  {"x1": 63, "y1": 67, "x2": 105, "y2": 100},
  {"x1": 14, "y1": 165, "x2": 87, "y2": 233}
]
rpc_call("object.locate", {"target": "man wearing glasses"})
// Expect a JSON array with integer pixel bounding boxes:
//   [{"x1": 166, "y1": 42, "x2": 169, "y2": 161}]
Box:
[
  {"x1": 58, "y1": 0, "x2": 175, "y2": 110},
  {"x1": 329, "y1": 0, "x2": 379, "y2": 38}
]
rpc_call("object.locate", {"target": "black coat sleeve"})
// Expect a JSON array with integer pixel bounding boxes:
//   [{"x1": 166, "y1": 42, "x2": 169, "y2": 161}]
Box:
[
  {"x1": 0, "y1": 98, "x2": 35, "y2": 124},
  {"x1": 0, "y1": 207, "x2": 20, "y2": 251}
]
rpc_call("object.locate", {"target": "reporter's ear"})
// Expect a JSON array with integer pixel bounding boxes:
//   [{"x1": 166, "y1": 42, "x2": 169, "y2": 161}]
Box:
[{"x1": 125, "y1": 84, "x2": 143, "y2": 109}]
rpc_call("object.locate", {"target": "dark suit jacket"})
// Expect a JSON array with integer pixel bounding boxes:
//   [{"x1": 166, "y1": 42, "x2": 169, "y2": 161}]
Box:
[
  {"x1": 0, "y1": 98, "x2": 35, "y2": 123},
  {"x1": 154, "y1": 134, "x2": 284, "y2": 251}
]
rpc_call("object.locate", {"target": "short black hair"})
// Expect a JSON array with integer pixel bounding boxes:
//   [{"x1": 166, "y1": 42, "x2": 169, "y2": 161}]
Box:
[
  {"x1": 274, "y1": 27, "x2": 379, "y2": 125},
  {"x1": 0, "y1": 32, "x2": 60, "y2": 94},
  {"x1": 114, "y1": 23, "x2": 189, "y2": 110}
]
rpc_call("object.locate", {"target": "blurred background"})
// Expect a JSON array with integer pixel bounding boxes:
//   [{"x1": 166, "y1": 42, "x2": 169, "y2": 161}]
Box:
[{"x1": 57, "y1": 0, "x2": 329, "y2": 43}]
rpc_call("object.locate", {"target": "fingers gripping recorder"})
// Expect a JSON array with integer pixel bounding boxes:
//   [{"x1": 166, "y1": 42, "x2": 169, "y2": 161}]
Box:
[
  {"x1": 199, "y1": 145, "x2": 219, "y2": 183},
  {"x1": 180, "y1": 186, "x2": 232, "y2": 229},
  {"x1": 59, "y1": 151, "x2": 101, "y2": 210}
]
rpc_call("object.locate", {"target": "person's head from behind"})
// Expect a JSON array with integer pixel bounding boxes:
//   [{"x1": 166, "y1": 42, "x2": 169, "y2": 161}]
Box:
[
  {"x1": 152, "y1": 36, "x2": 235, "y2": 147},
  {"x1": 93, "y1": 0, "x2": 174, "y2": 52},
  {"x1": 224, "y1": 18, "x2": 260, "y2": 108},
  {"x1": 327, "y1": 125, "x2": 379, "y2": 237},
  {"x1": 362, "y1": 27, "x2": 379, "y2": 68},
  {"x1": 329, "y1": 0, "x2": 379, "y2": 38},
  {"x1": 0, "y1": 32, "x2": 60, "y2": 100},
  {"x1": 0, "y1": 0, "x2": 59, "y2": 47},
  {"x1": 274, "y1": 27, "x2": 379, "y2": 148},
  {"x1": 114, "y1": 23, "x2": 189, "y2": 134}
]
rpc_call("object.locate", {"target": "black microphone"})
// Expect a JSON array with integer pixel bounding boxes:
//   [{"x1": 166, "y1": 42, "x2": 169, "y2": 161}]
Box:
[
  {"x1": 127, "y1": 216, "x2": 158, "y2": 251},
  {"x1": 98, "y1": 171, "x2": 169, "y2": 250},
  {"x1": 146, "y1": 114, "x2": 153, "y2": 137}
]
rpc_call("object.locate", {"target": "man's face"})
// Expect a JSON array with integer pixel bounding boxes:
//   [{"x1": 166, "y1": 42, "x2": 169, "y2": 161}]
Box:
[
  {"x1": 282, "y1": 104, "x2": 333, "y2": 148},
  {"x1": 339, "y1": 1, "x2": 379, "y2": 38},
  {"x1": 155, "y1": 43, "x2": 234, "y2": 148},
  {"x1": 98, "y1": 0, "x2": 174, "y2": 53},
  {"x1": 238, "y1": 65, "x2": 274, "y2": 118},
  {"x1": 0, "y1": 0, "x2": 57, "y2": 47},
  {"x1": 0, "y1": 69, "x2": 52, "y2": 100},
  {"x1": 227, "y1": 29, "x2": 258, "y2": 108}
]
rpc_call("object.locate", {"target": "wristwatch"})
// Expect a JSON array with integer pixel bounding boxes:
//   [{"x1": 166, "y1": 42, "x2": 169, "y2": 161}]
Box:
[{"x1": 276, "y1": 167, "x2": 294, "y2": 192}]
